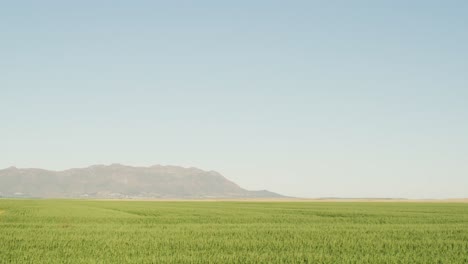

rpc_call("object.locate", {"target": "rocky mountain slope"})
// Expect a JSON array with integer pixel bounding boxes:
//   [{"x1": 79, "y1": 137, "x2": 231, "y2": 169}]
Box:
[{"x1": 0, "y1": 164, "x2": 283, "y2": 199}]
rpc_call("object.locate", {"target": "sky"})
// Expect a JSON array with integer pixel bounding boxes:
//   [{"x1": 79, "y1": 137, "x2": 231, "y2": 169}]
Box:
[{"x1": 1, "y1": 1, "x2": 468, "y2": 199}]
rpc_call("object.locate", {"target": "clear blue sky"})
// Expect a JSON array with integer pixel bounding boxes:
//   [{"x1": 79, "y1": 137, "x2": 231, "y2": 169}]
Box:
[{"x1": 2, "y1": 1, "x2": 467, "y2": 198}]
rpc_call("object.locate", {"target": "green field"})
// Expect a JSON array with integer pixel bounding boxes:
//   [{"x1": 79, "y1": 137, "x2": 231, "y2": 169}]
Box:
[{"x1": 0, "y1": 200, "x2": 467, "y2": 263}]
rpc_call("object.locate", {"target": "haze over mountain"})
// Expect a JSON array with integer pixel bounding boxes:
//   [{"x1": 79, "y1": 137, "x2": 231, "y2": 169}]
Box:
[{"x1": 0, "y1": 164, "x2": 283, "y2": 199}]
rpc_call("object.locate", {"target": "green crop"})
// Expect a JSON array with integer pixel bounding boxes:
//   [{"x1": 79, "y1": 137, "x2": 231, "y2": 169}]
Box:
[{"x1": 0, "y1": 200, "x2": 467, "y2": 263}]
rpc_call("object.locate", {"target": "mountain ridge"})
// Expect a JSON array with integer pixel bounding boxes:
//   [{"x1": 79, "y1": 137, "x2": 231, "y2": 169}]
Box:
[{"x1": 0, "y1": 164, "x2": 284, "y2": 199}]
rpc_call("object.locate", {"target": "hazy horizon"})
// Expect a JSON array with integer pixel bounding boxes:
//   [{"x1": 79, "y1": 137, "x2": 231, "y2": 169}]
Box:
[{"x1": 2, "y1": 1, "x2": 468, "y2": 199}]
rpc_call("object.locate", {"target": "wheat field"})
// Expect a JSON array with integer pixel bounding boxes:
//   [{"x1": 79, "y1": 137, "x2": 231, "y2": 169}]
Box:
[{"x1": 0, "y1": 200, "x2": 467, "y2": 263}]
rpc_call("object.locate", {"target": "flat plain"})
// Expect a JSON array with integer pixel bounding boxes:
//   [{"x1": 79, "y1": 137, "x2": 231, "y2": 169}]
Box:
[{"x1": 0, "y1": 200, "x2": 467, "y2": 263}]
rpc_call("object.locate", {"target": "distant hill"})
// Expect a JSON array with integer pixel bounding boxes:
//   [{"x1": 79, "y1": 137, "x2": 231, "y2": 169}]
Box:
[{"x1": 0, "y1": 164, "x2": 284, "y2": 199}]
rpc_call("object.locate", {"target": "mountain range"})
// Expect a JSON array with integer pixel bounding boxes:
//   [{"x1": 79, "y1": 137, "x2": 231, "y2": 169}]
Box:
[{"x1": 0, "y1": 164, "x2": 283, "y2": 199}]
